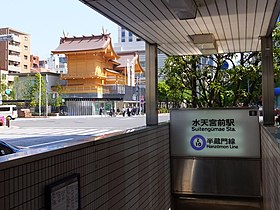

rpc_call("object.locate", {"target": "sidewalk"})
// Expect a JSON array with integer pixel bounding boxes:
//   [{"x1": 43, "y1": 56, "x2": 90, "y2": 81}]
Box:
[{"x1": 0, "y1": 125, "x2": 12, "y2": 130}]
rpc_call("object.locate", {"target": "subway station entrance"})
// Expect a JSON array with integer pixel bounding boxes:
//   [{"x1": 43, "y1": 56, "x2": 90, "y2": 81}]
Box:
[{"x1": 78, "y1": 0, "x2": 280, "y2": 209}]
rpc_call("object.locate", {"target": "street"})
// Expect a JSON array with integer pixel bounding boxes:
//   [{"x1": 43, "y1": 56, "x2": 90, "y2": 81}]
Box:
[{"x1": 0, "y1": 114, "x2": 170, "y2": 148}]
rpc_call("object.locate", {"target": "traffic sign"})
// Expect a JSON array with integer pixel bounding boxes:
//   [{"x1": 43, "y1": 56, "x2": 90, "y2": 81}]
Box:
[
  {"x1": 5, "y1": 89, "x2": 11, "y2": 95},
  {"x1": 221, "y1": 61, "x2": 229, "y2": 70}
]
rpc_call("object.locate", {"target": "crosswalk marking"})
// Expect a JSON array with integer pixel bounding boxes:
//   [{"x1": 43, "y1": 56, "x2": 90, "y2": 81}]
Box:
[{"x1": 0, "y1": 127, "x2": 122, "y2": 140}]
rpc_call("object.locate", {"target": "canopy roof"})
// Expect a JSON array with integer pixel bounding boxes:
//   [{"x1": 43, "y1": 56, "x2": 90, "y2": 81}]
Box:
[{"x1": 80, "y1": 0, "x2": 280, "y2": 55}]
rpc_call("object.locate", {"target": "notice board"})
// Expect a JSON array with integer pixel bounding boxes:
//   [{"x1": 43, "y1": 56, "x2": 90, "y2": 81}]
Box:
[{"x1": 45, "y1": 174, "x2": 80, "y2": 210}]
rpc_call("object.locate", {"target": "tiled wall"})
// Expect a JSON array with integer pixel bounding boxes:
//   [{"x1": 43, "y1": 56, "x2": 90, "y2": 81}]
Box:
[
  {"x1": 0, "y1": 124, "x2": 171, "y2": 209},
  {"x1": 261, "y1": 125, "x2": 280, "y2": 210}
]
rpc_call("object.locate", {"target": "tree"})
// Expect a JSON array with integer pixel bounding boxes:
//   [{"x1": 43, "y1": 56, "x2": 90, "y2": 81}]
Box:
[
  {"x1": 159, "y1": 56, "x2": 197, "y2": 108},
  {"x1": 226, "y1": 52, "x2": 262, "y2": 106},
  {"x1": 0, "y1": 73, "x2": 15, "y2": 101},
  {"x1": 273, "y1": 21, "x2": 280, "y2": 87},
  {"x1": 159, "y1": 51, "x2": 263, "y2": 108},
  {"x1": 158, "y1": 81, "x2": 169, "y2": 108},
  {"x1": 51, "y1": 83, "x2": 64, "y2": 109},
  {"x1": 16, "y1": 73, "x2": 46, "y2": 109}
]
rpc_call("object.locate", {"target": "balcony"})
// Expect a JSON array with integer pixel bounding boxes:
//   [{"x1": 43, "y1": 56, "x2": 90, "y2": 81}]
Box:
[
  {"x1": 8, "y1": 45, "x2": 21, "y2": 53},
  {"x1": 8, "y1": 55, "x2": 20, "y2": 62},
  {"x1": 11, "y1": 35, "x2": 20, "y2": 43},
  {"x1": 62, "y1": 85, "x2": 98, "y2": 94},
  {"x1": 103, "y1": 85, "x2": 125, "y2": 94},
  {"x1": 62, "y1": 72, "x2": 106, "y2": 79},
  {"x1": 62, "y1": 84, "x2": 126, "y2": 99},
  {"x1": 8, "y1": 65, "x2": 20, "y2": 72}
]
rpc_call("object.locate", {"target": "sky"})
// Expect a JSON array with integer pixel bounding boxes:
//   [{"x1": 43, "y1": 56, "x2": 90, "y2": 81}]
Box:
[{"x1": 2, "y1": 0, "x2": 119, "y2": 60}]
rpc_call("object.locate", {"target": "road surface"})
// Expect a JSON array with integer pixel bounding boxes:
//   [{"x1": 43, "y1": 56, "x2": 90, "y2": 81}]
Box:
[{"x1": 0, "y1": 114, "x2": 170, "y2": 148}]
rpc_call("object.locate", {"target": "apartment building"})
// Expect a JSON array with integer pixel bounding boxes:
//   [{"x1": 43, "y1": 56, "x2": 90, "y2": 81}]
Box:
[
  {"x1": 30, "y1": 55, "x2": 39, "y2": 69},
  {"x1": 0, "y1": 27, "x2": 31, "y2": 74},
  {"x1": 47, "y1": 54, "x2": 68, "y2": 74},
  {"x1": 39, "y1": 54, "x2": 68, "y2": 74}
]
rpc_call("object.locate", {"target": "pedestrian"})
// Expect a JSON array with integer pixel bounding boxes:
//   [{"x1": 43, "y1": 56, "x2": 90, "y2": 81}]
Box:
[
  {"x1": 127, "y1": 107, "x2": 131, "y2": 117},
  {"x1": 132, "y1": 107, "x2": 136, "y2": 115},
  {"x1": 122, "y1": 107, "x2": 126, "y2": 117}
]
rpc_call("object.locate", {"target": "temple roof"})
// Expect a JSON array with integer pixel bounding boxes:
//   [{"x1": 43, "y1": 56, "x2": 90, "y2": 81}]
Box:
[
  {"x1": 52, "y1": 34, "x2": 117, "y2": 55},
  {"x1": 116, "y1": 52, "x2": 144, "y2": 73}
]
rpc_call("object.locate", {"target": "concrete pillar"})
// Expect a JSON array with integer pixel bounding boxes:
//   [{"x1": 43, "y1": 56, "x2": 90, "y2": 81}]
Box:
[
  {"x1": 145, "y1": 43, "x2": 158, "y2": 125},
  {"x1": 261, "y1": 35, "x2": 275, "y2": 125}
]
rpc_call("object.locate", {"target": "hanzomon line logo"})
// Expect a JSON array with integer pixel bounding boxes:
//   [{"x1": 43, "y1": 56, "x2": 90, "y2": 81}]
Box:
[{"x1": 190, "y1": 134, "x2": 206, "y2": 151}]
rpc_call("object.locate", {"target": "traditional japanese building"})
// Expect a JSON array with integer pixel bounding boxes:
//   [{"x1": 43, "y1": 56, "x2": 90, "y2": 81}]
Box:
[{"x1": 52, "y1": 34, "x2": 144, "y2": 115}]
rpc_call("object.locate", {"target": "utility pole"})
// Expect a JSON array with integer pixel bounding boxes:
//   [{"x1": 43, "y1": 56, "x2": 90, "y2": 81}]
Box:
[
  {"x1": 39, "y1": 73, "x2": 41, "y2": 116},
  {"x1": 45, "y1": 74, "x2": 48, "y2": 116}
]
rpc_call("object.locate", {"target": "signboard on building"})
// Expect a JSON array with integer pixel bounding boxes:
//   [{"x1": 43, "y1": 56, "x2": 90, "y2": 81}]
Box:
[{"x1": 170, "y1": 108, "x2": 260, "y2": 158}]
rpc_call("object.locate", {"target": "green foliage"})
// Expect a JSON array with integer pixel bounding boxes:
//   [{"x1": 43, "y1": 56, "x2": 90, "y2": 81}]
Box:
[
  {"x1": 273, "y1": 22, "x2": 280, "y2": 87},
  {"x1": 159, "y1": 52, "x2": 262, "y2": 108},
  {"x1": 0, "y1": 76, "x2": 15, "y2": 100},
  {"x1": 50, "y1": 83, "x2": 64, "y2": 107},
  {"x1": 159, "y1": 107, "x2": 169, "y2": 113},
  {"x1": 19, "y1": 73, "x2": 47, "y2": 108}
]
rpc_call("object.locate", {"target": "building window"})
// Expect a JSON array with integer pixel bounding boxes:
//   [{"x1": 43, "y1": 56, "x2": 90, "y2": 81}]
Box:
[
  {"x1": 140, "y1": 61, "x2": 145, "y2": 68},
  {"x1": 121, "y1": 30, "x2": 126, "y2": 42},
  {"x1": 24, "y1": 36, "x2": 28, "y2": 41},
  {"x1": 24, "y1": 55, "x2": 28, "y2": 60},
  {"x1": 24, "y1": 65, "x2": 27, "y2": 69},
  {"x1": 136, "y1": 37, "x2": 142, "y2": 41},
  {"x1": 24, "y1": 45, "x2": 28, "y2": 50},
  {"x1": 128, "y1": 32, "x2": 133, "y2": 42}
]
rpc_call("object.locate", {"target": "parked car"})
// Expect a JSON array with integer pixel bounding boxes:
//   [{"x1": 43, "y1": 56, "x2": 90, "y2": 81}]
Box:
[
  {"x1": 0, "y1": 140, "x2": 21, "y2": 156},
  {"x1": 0, "y1": 116, "x2": 4, "y2": 126},
  {"x1": 0, "y1": 105, "x2": 18, "y2": 120}
]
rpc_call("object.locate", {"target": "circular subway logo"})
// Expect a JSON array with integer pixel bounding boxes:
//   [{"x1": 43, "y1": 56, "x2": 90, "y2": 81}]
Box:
[{"x1": 190, "y1": 135, "x2": 206, "y2": 151}]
